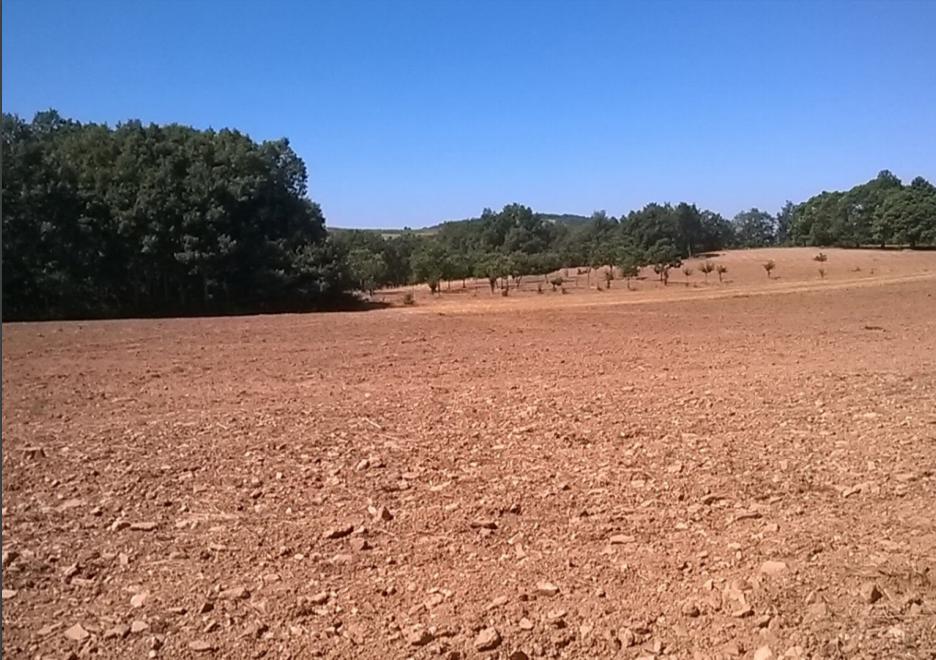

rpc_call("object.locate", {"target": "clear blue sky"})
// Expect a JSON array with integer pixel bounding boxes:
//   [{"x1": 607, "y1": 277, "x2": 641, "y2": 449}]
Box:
[{"x1": 4, "y1": 0, "x2": 935, "y2": 228}]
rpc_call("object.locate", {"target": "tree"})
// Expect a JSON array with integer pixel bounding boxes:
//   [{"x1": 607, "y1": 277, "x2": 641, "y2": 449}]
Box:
[
  {"x1": 699, "y1": 261, "x2": 715, "y2": 282},
  {"x1": 775, "y1": 202, "x2": 796, "y2": 245},
  {"x1": 647, "y1": 240, "x2": 681, "y2": 285},
  {"x1": 681, "y1": 266, "x2": 693, "y2": 286},
  {"x1": 733, "y1": 209, "x2": 776, "y2": 248},
  {"x1": 699, "y1": 210, "x2": 736, "y2": 252},
  {"x1": 1, "y1": 110, "x2": 349, "y2": 320},
  {"x1": 763, "y1": 260, "x2": 776, "y2": 278},
  {"x1": 716, "y1": 263, "x2": 727, "y2": 282},
  {"x1": 346, "y1": 248, "x2": 387, "y2": 296},
  {"x1": 475, "y1": 252, "x2": 507, "y2": 293},
  {"x1": 411, "y1": 242, "x2": 449, "y2": 294},
  {"x1": 873, "y1": 178, "x2": 936, "y2": 248}
]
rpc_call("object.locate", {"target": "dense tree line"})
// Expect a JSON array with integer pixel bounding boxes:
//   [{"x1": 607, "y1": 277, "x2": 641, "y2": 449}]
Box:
[
  {"x1": 790, "y1": 170, "x2": 936, "y2": 248},
  {"x1": 3, "y1": 111, "x2": 934, "y2": 317},
  {"x1": 2, "y1": 111, "x2": 349, "y2": 320},
  {"x1": 339, "y1": 171, "x2": 935, "y2": 293}
]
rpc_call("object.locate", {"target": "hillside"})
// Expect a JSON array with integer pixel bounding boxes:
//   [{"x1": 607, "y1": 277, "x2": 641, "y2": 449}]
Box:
[{"x1": 328, "y1": 212, "x2": 591, "y2": 236}]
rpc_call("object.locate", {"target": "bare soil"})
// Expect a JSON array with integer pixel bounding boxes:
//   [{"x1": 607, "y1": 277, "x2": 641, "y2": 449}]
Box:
[{"x1": 3, "y1": 248, "x2": 936, "y2": 660}]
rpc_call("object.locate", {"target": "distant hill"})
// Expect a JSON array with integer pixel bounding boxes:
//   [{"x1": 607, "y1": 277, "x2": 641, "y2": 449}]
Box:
[{"x1": 328, "y1": 212, "x2": 590, "y2": 236}]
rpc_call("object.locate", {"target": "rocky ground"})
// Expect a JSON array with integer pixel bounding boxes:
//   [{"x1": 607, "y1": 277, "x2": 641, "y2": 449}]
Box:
[{"x1": 3, "y1": 250, "x2": 936, "y2": 659}]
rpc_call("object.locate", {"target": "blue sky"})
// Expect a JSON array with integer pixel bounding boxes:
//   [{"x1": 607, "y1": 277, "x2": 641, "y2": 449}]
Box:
[{"x1": 4, "y1": 0, "x2": 935, "y2": 228}]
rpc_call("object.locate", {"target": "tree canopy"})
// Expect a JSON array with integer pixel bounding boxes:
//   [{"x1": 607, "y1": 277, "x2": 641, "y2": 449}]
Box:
[
  {"x1": 4, "y1": 111, "x2": 934, "y2": 318},
  {"x1": 2, "y1": 111, "x2": 349, "y2": 319}
]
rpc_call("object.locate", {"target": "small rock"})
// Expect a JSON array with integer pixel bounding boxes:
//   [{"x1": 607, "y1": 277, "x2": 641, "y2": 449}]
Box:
[
  {"x1": 130, "y1": 521, "x2": 158, "y2": 531},
  {"x1": 218, "y1": 586, "x2": 249, "y2": 600},
  {"x1": 110, "y1": 519, "x2": 130, "y2": 532},
  {"x1": 241, "y1": 621, "x2": 269, "y2": 639},
  {"x1": 535, "y1": 582, "x2": 559, "y2": 597},
  {"x1": 732, "y1": 603, "x2": 754, "y2": 618},
  {"x1": 806, "y1": 601, "x2": 829, "y2": 620},
  {"x1": 349, "y1": 537, "x2": 371, "y2": 552},
  {"x1": 470, "y1": 519, "x2": 497, "y2": 530},
  {"x1": 518, "y1": 617, "x2": 534, "y2": 630},
  {"x1": 369, "y1": 506, "x2": 394, "y2": 521},
  {"x1": 131, "y1": 620, "x2": 149, "y2": 634},
  {"x1": 1, "y1": 589, "x2": 17, "y2": 600},
  {"x1": 486, "y1": 595, "x2": 509, "y2": 610},
  {"x1": 198, "y1": 601, "x2": 214, "y2": 614},
  {"x1": 188, "y1": 640, "x2": 217, "y2": 652},
  {"x1": 681, "y1": 602, "x2": 700, "y2": 617},
  {"x1": 618, "y1": 628, "x2": 636, "y2": 647},
  {"x1": 131, "y1": 591, "x2": 149, "y2": 608},
  {"x1": 323, "y1": 524, "x2": 354, "y2": 540},
  {"x1": 859, "y1": 581, "x2": 882, "y2": 604},
  {"x1": 404, "y1": 624, "x2": 434, "y2": 646},
  {"x1": 609, "y1": 534, "x2": 635, "y2": 545},
  {"x1": 547, "y1": 608, "x2": 567, "y2": 626},
  {"x1": 754, "y1": 646, "x2": 775, "y2": 660},
  {"x1": 309, "y1": 591, "x2": 330, "y2": 605},
  {"x1": 760, "y1": 560, "x2": 789, "y2": 577},
  {"x1": 474, "y1": 627, "x2": 502, "y2": 651},
  {"x1": 64, "y1": 623, "x2": 90, "y2": 641},
  {"x1": 103, "y1": 624, "x2": 130, "y2": 640},
  {"x1": 2, "y1": 550, "x2": 18, "y2": 568}
]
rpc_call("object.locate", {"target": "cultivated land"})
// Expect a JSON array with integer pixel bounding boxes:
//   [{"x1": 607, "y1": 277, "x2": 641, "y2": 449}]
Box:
[{"x1": 3, "y1": 248, "x2": 936, "y2": 660}]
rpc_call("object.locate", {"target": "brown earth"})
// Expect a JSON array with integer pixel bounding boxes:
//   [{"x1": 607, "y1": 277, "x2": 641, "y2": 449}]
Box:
[{"x1": 3, "y1": 248, "x2": 936, "y2": 660}]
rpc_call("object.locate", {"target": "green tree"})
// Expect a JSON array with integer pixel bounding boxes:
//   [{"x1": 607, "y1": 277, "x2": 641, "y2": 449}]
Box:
[
  {"x1": 346, "y1": 248, "x2": 388, "y2": 295},
  {"x1": 733, "y1": 209, "x2": 776, "y2": 247},
  {"x1": 411, "y1": 242, "x2": 451, "y2": 293}
]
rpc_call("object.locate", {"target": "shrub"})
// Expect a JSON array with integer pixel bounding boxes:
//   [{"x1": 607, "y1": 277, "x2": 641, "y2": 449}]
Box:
[
  {"x1": 682, "y1": 266, "x2": 693, "y2": 286},
  {"x1": 763, "y1": 260, "x2": 776, "y2": 278},
  {"x1": 818, "y1": 267, "x2": 826, "y2": 279},
  {"x1": 814, "y1": 252, "x2": 828, "y2": 263},
  {"x1": 550, "y1": 276, "x2": 564, "y2": 291},
  {"x1": 537, "y1": 283, "x2": 544, "y2": 294},
  {"x1": 402, "y1": 292, "x2": 415, "y2": 305},
  {"x1": 699, "y1": 261, "x2": 715, "y2": 281},
  {"x1": 716, "y1": 264, "x2": 727, "y2": 282}
]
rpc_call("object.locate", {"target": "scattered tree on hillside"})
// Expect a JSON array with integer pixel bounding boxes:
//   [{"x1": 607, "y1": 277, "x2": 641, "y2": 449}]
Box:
[
  {"x1": 716, "y1": 263, "x2": 728, "y2": 282},
  {"x1": 615, "y1": 246, "x2": 642, "y2": 290},
  {"x1": 347, "y1": 248, "x2": 387, "y2": 296},
  {"x1": 699, "y1": 260, "x2": 715, "y2": 281},
  {"x1": 647, "y1": 240, "x2": 682, "y2": 286},
  {"x1": 682, "y1": 266, "x2": 693, "y2": 286},
  {"x1": 763, "y1": 260, "x2": 776, "y2": 278},
  {"x1": 411, "y1": 243, "x2": 449, "y2": 294}
]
